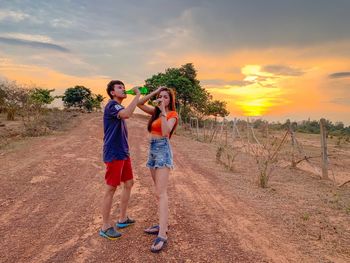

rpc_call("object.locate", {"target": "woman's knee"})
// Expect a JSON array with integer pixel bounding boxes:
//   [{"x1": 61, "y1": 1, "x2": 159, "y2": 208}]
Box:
[{"x1": 155, "y1": 190, "x2": 168, "y2": 200}]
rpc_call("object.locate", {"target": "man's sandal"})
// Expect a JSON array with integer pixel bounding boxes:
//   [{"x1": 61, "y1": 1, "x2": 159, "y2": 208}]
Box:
[
  {"x1": 116, "y1": 216, "x2": 136, "y2": 229},
  {"x1": 99, "y1": 227, "x2": 122, "y2": 240}
]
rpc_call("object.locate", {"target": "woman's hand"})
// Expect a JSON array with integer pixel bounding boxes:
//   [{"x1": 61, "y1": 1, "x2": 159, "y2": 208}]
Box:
[
  {"x1": 155, "y1": 86, "x2": 165, "y2": 94},
  {"x1": 157, "y1": 97, "x2": 166, "y2": 113}
]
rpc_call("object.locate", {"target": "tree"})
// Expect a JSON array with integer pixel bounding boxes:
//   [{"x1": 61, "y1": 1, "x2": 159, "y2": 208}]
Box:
[
  {"x1": 0, "y1": 84, "x2": 6, "y2": 113},
  {"x1": 29, "y1": 88, "x2": 55, "y2": 112},
  {"x1": 62, "y1": 86, "x2": 92, "y2": 109},
  {"x1": 205, "y1": 100, "x2": 229, "y2": 119},
  {"x1": 83, "y1": 94, "x2": 105, "y2": 112},
  {"x1": 0, "y1": 80, "x2": 29, "y2": 120},
  {"x1": 145, "y1": 63, "x2": 227, "y2": 121}
]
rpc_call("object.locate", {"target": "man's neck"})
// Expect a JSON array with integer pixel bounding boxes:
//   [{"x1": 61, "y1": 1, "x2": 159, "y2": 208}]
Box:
[{"x1": 113, "y1": 97, "x2": 123, "y2": 104}]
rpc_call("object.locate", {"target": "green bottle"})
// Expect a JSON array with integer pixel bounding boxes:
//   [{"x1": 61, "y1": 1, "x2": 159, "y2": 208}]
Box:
[{"x1": 125, "y1": 86, "x2": 148, "y2": 95}]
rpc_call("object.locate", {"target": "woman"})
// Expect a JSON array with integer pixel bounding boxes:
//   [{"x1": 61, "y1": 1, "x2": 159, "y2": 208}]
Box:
[{"x1": 137, "y1": 86, "x2": 178, "y2": 253}]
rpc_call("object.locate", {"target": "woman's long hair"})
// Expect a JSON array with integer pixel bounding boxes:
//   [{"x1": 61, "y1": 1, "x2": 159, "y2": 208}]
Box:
[{"x1": 147, "y1": 87, "x2": 177, "y2": 138}]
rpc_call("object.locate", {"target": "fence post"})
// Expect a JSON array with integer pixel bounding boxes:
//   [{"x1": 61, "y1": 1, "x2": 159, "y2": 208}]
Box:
[
  {"x1": 246, "y1": 117, "x2": 250, "y2": 143},
  {"x1": 289, "y1": 123, "x2": 297, "y2": 167},
  {"x1": 320, "y1": 118, "x2": 329, "y2": 179}
]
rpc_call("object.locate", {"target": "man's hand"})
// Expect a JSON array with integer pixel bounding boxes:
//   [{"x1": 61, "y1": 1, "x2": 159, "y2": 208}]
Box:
[{"x1": 133, "y1": 86, "x2": 141, "y2": 95}]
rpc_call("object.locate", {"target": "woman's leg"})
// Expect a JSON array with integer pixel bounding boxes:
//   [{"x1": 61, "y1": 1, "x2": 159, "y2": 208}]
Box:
[
  {"x1": 144, "y1": 168, "x2": 158, "y2": 234},
  {"x1": 150, "y1": 168, "x2": 156, "y2": 185},
  {"x1": 154, "y1": 167, "x2": 170, "y2": 239}
]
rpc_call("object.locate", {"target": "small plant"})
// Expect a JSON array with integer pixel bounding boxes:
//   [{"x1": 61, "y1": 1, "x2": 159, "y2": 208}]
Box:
[
  {"x1": 301, "y1": 213, "x2": 310, "y2": 221},
  {"x1": 216, "y1": 145, "x2": 240, "y2": 171},
  {"x1": 251, "y1": 131, "x2": 288, "y2": 188},
  {"x1": 216, "y1": 146, "x2": 224, "y2": 163},
  {"x1": 336, "y1": 137, "x2": 340, "y2": 146},
  {"x1": 346, "y1": 206, "x2": 350, "y2": 215}
]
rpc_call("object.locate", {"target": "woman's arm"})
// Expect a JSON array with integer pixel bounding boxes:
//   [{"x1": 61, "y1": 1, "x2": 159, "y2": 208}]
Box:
[
  {"x1": 137, "y1": 86, "x2": 163, "y2": 115},
  {"x1": 137, "y1": 104, "x2": 155, "y2": 115},
  {"x1": 160, "y1": 115, "x2": 176, "y2": 137}
]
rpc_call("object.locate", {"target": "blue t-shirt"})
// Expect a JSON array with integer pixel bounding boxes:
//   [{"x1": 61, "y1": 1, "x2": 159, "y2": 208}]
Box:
[{"x1": 103, "y1": 100, "x2": 129, "y2": 162}]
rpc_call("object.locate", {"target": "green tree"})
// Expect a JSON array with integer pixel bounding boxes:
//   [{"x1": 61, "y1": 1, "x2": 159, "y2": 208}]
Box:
[
  {"x1": 29, "y1": 88, "x2": 55, "y2": 112},
  {"x1": 205, "y1": 100, "x2": 229, "y2": 119},
  {"x1": 62, "y1": 86, "x2": 92, "y2": 109},
  {"x1": 145, "y1": 63, "x2": 227, "y2": 120},
  {"x1": 83, "y1": 94, "x2": 104, "y2": 112},
  {"x1": 0, "y1": 83, "x2": 6, "y2": 113}
]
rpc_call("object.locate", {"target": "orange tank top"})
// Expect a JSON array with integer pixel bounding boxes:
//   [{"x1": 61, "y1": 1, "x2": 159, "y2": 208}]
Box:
[{"x1": 150, "y1": 111, "x2": 178, "y2": 137}]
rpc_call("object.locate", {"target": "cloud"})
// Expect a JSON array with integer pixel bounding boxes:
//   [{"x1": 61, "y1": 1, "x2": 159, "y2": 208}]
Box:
[
  {"x1": 201, "y1": 79, "x2": 252, "y2": 87},
  {"x1": 0, "y1": 10, "x2": 32, "y2": 22},
  {"x1": 50, "y1": 18, "x2": 75, "y2": 28},
  {"x1": 329, "y1": 72, "x2": 350, "y2": 79},
  {"x1": 329, "y1": 98, "x2": 350, "y2": 105},
  {"x1": 262, "y1": 65, "x2": 304, "y2": 76},
  {"x1": 0, "y1": 36, "x2": 69, "y2": 53},
  {"x1": 0, "y1": 33, "x2": 53, "y2": 43}
]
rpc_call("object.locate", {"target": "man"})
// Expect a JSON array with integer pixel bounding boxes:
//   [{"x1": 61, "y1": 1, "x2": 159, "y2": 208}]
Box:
[{"x1": 99, "y1": 80, "x2": 140, "y2": 240}]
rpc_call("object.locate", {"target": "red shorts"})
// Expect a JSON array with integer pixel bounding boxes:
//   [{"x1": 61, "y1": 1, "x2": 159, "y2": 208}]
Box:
[{"x1": 104, "y1": 157, "x2": 133, "y2": 187}]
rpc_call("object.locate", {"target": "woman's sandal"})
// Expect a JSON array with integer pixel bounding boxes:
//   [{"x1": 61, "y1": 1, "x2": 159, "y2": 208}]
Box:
[
  {"x1": 144, "y1": 225, "x2": 170, "y2": 235},
  {"x1": 150, "y1": 236, "x2": 168, "y2": 253},
  {"x1": 144, "y1": 225, "x2": 160, "y2": 235}
]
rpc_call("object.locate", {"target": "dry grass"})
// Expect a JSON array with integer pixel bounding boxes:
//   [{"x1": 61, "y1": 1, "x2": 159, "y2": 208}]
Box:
[{"x1": 0, "y1": 109, "x2": 80, "y2": 148}]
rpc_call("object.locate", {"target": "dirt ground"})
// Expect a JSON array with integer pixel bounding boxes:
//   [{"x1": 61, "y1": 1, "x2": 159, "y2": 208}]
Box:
[{"x1": 0, "y1": 113, "x2": 349, "y2": 263}]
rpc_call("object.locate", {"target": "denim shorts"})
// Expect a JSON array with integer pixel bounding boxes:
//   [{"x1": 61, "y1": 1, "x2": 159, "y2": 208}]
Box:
[{"x1": 146, "y1": 137, "x2": 174, "y2": 169}]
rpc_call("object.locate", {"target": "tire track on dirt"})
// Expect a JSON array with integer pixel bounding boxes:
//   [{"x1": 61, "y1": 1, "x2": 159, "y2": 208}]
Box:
[{"x1": 0, "y1": 113, "x2": 316, "y2": 263}]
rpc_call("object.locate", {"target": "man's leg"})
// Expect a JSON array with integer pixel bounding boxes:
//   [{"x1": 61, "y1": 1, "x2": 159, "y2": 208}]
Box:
[
  {"x1": 119, "y1": 179, "x2": 134, "y2": 222},
  {"x1": 102, "y1": 184, "x2": 117, "y2": 230},
  {"x1": 118, "y1": 157, "x2": 135, "y2": 224},
  {"x1": 100, "y1": 160, "x2": 123, "y2": 238}
]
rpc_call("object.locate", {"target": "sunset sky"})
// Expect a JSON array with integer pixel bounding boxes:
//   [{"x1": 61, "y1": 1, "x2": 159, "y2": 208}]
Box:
[{"x1": 1, "y1": 0, "x2": 350, "y2": 124}]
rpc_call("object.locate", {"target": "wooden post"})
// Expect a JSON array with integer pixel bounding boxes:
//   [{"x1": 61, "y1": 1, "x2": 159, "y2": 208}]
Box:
[
  {"x1": 219, "y1": 118, "x2": 225, "y2": 143},
  {"x1": 225, "y1": 122, "x2": 228, "y2": 146},
  {"x1": 203, "y1": 120, "x2": 206, "y2": 141},
  {"x1": 246, "y1": 117, "x2": 250, "y2": 143},
  {"x1": 232, "y1": 119, "x2": 235, "y2": 140},
  {"x1": 289, "y1": 123, "x2": 297, "y2": 168},
  {"x1": 178, "y1": 105, "x2": 182, "y2": 127},
  {"x1": 320, "y1": 118, "x2": 329, "y2": 179}
]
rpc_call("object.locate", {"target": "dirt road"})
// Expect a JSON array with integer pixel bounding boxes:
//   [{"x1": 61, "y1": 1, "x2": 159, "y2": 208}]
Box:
[{"x1": 0, "y1": 113, "x2": 349, "y2": 262}]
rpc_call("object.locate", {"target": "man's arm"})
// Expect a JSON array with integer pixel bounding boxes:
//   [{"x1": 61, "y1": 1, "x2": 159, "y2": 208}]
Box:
[{"x1": 118, "y1": 87, "x2": 141, "y2": 119}]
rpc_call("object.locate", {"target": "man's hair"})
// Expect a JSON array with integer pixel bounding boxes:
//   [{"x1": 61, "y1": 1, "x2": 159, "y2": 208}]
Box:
[{"x1": 107, "y1": 80, "x2": 124, "y2": 99}]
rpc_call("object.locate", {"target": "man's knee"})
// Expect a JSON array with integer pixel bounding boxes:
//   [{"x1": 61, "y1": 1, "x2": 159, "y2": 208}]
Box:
[
  {"x1": 124, "y1": 179, "x2": 134, "y2": 190},
  {"x1": 105, "y1": 185, "x2": 117, "y2": 195}
]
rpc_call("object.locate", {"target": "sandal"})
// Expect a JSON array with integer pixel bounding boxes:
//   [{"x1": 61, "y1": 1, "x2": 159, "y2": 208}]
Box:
[
  {"x1": 116, "y1": 216, "x2": 136, "y2": 229},
  {"x1": 144, "y1": 225, "x2": 160, "y2": 235},
  {"x1": 99, "y1": 227, "x2": 122, "y2": 240},
  {"x1": 144, "y1": 225, "x2": 170, "y2": 235},
  {"x1": 150, "y1": 236, "x2": 168, "y2": 253}
]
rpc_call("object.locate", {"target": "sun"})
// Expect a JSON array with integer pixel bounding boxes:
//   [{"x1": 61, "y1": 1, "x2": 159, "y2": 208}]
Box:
[{"x1": 233, "y1": 65, "x2": 280, "y2": 116}]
